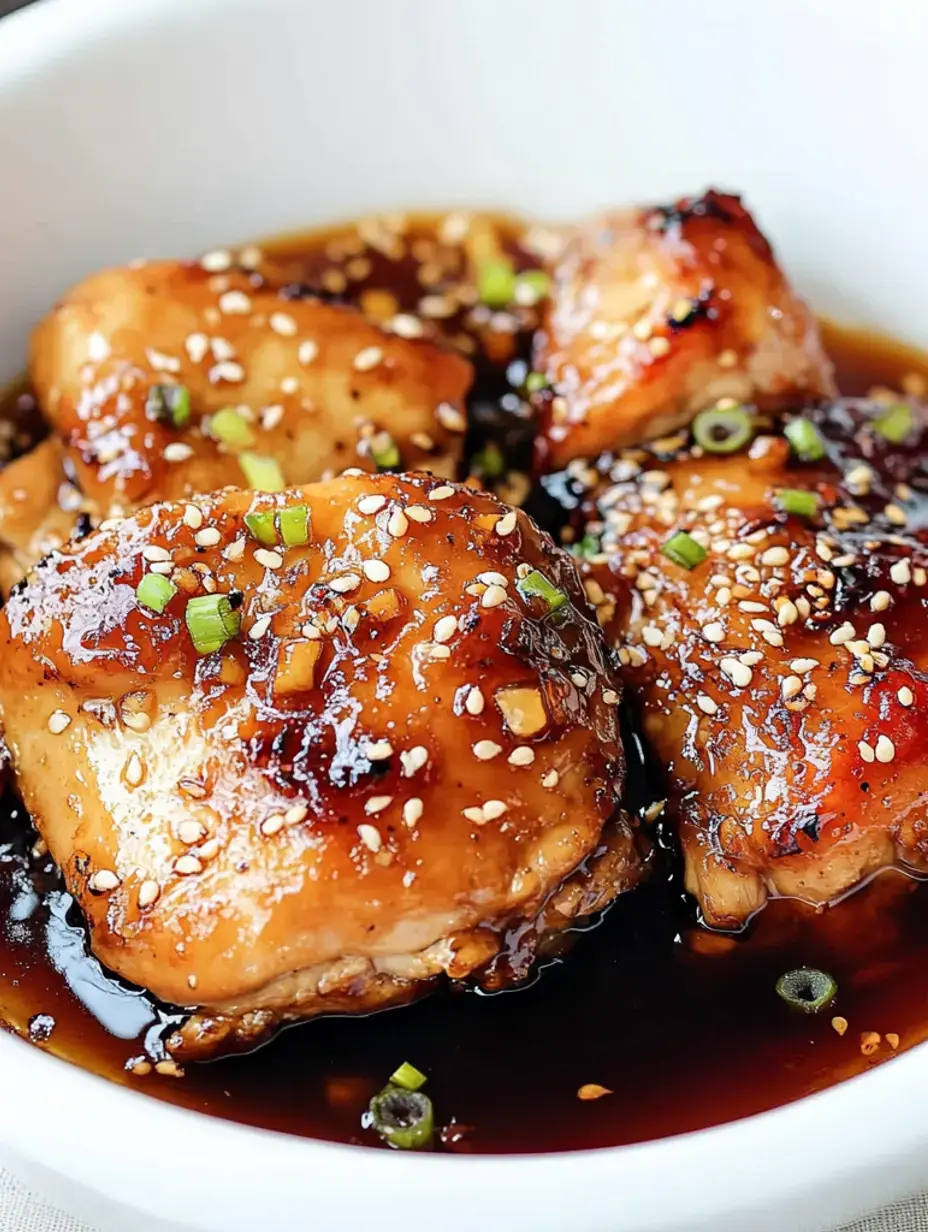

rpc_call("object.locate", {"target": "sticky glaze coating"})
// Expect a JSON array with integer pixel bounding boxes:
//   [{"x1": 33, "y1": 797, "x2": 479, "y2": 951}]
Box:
[
  {"x1": 574, "y1": 399, "x2": 928, "y2": 928},
  {"x1": 30, "y1": 259, "x2": 473, "y2": 512},
  {"x1": 0, "y1": 472, "x2": 638, "y2": 1055},
  {"x1": 533, "y1": 190, "x2": 835, "y2": 469}
]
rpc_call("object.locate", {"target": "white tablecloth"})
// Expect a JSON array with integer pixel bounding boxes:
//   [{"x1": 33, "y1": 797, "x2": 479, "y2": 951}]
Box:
[{"x1": 0, "y1": 1164, "x2": 925, "y2": 1232}]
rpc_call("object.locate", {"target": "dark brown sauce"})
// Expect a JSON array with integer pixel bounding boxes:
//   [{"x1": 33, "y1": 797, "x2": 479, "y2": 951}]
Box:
[{"x1": 2, "y1": 214, "x2": 928, "y2": 1153}]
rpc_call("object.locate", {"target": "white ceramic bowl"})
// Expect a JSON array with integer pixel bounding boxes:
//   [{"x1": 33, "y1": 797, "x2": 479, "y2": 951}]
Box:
[{"x1": 2, "y1": 1, "x2": 928, "y2": 1229}]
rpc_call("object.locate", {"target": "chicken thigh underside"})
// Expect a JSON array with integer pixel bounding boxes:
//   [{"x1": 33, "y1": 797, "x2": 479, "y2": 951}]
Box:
[
  {"x1": 0, "y1": 472, "x2": 641, "y2": 1057},
  {"x1": 576, "y1": 398, "x2": 928, "y2": 928}
]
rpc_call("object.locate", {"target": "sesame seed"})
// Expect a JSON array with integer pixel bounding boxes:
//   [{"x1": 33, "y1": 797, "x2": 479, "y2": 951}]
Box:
[
  {"x1": 201, "y1": 249, "x2": 232, "y2": 272},
  {"x1": 155, "y1": 1059, "x2": 184, "y2": 1078},
  {"x1": 465, "y1": 687, "x2": 485, "y2": 716},
  {"x1": 329, "y1": 572, "x2": 361, "y2": 593},
  {"x1": 789, "y1": 658, "x2": 818, "y2": 674},
  {"x1": 386, "y1": 509, "x2": 409, "y2": 537},
  {"x1": 875, "y1": 735, "x2": 895, "y2": 763},
  {"x1": 781, "y1": 676, "x2": 803, "y2": 699},
  {"x1": 362, "y1": 560, "x2": 391, "y2": 583},
  {"x1": 254, "y1": 548, "x2": 284, "y2": 570},
  {"x1": 48, "y1": 710, "x2": 71, "y2": 734},
  {"x1": 358, "y1": 823, "x2": 383, "y2": 851},
  {"x1": 164, "y1": 442, "x2": 194, "y2": 462},
  {"x1": 541, "y1": 769, "x2": 560, "y2": 789},
  {"x1": 298, "y1": 340, "x2": 319, "y2": 365},
  {"x1": 195, "y1": 527, "x2": 221, "y2": 548},
  {"x1": 390, "y1": 313, "x2": 424, "y2": 338},
  {"x1": 269, "y1": 311, "x2": 297, "y2": 337},
  {"x1": 177, "y1": 820, "x2": 206, "y2": 845},
  {"x1": 868, "y1": 623, "x2": 886, "y2": 648},
  {"x1": 463, "y1": 807, "x2": 485, "y2": 824},
  {"x1": 184, "y1": 505, "x2": 204, "y2": 530},
  {"x1": 143, "y1": 544, "x2": 172, "y2": 562},
  {"x1": 474, "y1": 740, "x2": 502, "y2": 761},
  {"x1": 428, "y1": 484, "x2": 455, "y2": 502},
  {"x1": 696, "y1": 694, "x2": 718, "y2": 715},
  {"x1": 421, "y1": 642, "x2": 451, "y2": 661},
  {"x1": 358, "y1": 494, "x2": 387, "y2": 515},
  {"x1": 211, "y1": 337, "x2": 236, "y2": 361},
  {"x1": 353, "y1": 346, "x2": 384, "y2": 372},
  {"x1": 210, "y1": 361, "x2": 245, "y2": 384},
  {"x1": 400, "y1": 746, "x2": 429, "y2": 776},
  {"x1": 248, "y1": 615, "x2": 272, "y2": 640},
  {"x1": 262, "y1": 404, "x2": 285, "y2": 431},
  {"x1": 482, "y1": 800, "x2": 507, "y2": 820},
  {"x1": 364, "y1": 796, "x2": 392, "y2": 816},
  {"x1": 88, "y1": 331, "x2": 110, "y2": 362},
  {"x1": 890, "y1": 559, "x2": 913, "y2": 585},
  {"x1": 649, "y1": 336, "x2": 671, "y2": 358},
  {"x1": 858, "y1": 741, "x2": 875, "y2": 764},
  {"x1": 124, "y1": 753, "x2": 144, "y2": 787},
  {"x1": 224, "y1": 537, "x2": 246, "y2": 561},
  {"x1": 434, "y1": 615, "x2": 458, "y2": 643},
  {"x1": 602, "y1": 689, "x2": 619, "y2": 704},
  {"x1": 642, "y1": 625, "x2": 663, "y2": 648},
  {"x1": 481, "y1": 584, "x2": 507, "y2": 609},
  {"x1": 364, "y1": 739, "x2": 393, "y2": 760},
  {"x1": 145, "y1": 347, "x2": 181, "y2": 373},
  {"x1": 437, "y1": 403, "x2": 467, "y2": 433},
  {"x1": 898, "y1": 686, "x2": 915, "y2": 706},
  {"x1": 720, "y1": 657, "x2": 752, "y2": 688},
  {"x1": 702, "y1": 621, "x2": 725, "y2": 644},
  {"x1": 219, "y1": 290, "x2": 251, "y2": 314},
  {"x1": 90, "y1": 869, "x2": 120, "y2": 892},
  {"x1": 406, "y1": 505, "x2": 433, "y2": 524},
  {"x1": 760, "y1": 546, "x2": 790, "y2": 567},
  {"x1": 280, "y1": 376, "x2": 299, "y2": 395},
  {"x1": 138, "y1": 880, "x2": 160, "y2": 908},
  {"x1": 175, "y1": 854, "x2": 202, "y2": 876},
  {"x1": 495, "y1": 511, "x2": 518, "y2": 536},
  {"x1": 830, "y1": 622, "x2": 856, "y2": 646},
  {"x1": 776, "y1": 599, "x2": 799, "y2": 627},
  {"x1": 403, "y1": 798, "x2": 423, "y2": 827},
  {"x1": 509, "y1": 747, "x2": 536, "y2": 766},
  {"x1": 570, "y1": 671, "x2": 588, "y2": 688},
  {"x1": 261, "y1": 815, "x2": 284, "y2": 836},
  {"x1": 185, "y1": 332, "x2": 209, "y2": 364}
]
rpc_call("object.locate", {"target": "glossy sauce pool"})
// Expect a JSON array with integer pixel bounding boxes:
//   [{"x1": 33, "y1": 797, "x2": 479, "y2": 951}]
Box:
[{"x1": 2, "y1": 214, "x2": 928, "y2": 1153}]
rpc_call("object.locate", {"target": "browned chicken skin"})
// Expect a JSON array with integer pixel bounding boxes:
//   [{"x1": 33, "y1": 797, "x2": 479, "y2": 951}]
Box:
[
  {"x1": 0, "y1": 472, "x2": 639, "y2": 1055},
  {"x1": 576, "y1": 398, "x2": 928, "y2": 928},
  {"x1": 534, "y1": 190, "x2": 836, "y2": 469}
]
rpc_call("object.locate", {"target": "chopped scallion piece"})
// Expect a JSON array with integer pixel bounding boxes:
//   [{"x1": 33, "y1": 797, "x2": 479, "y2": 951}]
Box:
[
  {"x1": 389, "y1": 1061, "x2": 427, "y2": 1092},
  {"x1": 210, "y1": 407, "x2": 255, "y2": 449},
  {"x1": 574, "y1": 532, "x2": 602, "y2": 560},
  {"x1": 874, "y1": 402, "x2": 913, "y2": 444},
  {"x1": 367, "y1": 1086, "x2": 434, "y2": 1150},
  {"x1": 662, "y1": 530, "x2": 707, "y2": 570},
  {"x1": 472, "y1": 442, "x2": 506, "y2": 479},
  {"x1": 244, "y1": 510, "x2": 278, "y2": 546},
  {"x1": 477, "y1": 258, "x2": 516, "y2": 308},
  {"x1": 513, "y1": 269, "x2": 551, "y2": 305},
  {"x1": 692, "y1": 406, "x2": 753, "y2": 454},
  {"x1": 776, "y1": 967, "x2": 837, "y2": 1013},
  {"x1": 784, "y1": 417, "x2": 826, "y2": 462},
  {"x1": 240, "y1": 453, "x2": 285, "y2": 491},
  {"x1": 370, "y1": 434, "x2": 401, "y2": 471},
  {"x1": 517, "y1": 568, "x2": 568, "y2": 615},
  {"x1": 135, "y1": 573, "x2": 177, "y2": 614},
  {"x1": 777, "y1": 489, "x2": 820, "y2": 518},
  {"x1": 185, "y1": 594, "x2": 242, "y2": 655},
  {"x1": 145, "y1": 384, "x2": 191, "y2": 428},
  {"x1": 279, "y1": 503, "x2": 310, "y2": 547},
  {"x1": 525, "y1": 371, "x2": 550, "y2": 394}
]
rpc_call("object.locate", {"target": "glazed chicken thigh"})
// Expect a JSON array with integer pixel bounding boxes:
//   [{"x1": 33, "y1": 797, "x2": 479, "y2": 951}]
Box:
[
  {"x1": 0, "y1": 472, "x2": 640, "y2": 1056},
  {"x1": 533, "y1": 190, "x2": 836, "y2": 469},
  {"x1": 577, "y1": 398, "x2": 928, "y2": 928}
]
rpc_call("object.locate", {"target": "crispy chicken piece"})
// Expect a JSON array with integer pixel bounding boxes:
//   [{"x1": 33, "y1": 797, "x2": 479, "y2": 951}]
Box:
[
  {"x1": 0, "y1": 473, "x2": 639, "y2": 1057},
  {"x1": 534, "y1": 190, "x2": 835, "y2": 468},
  {"x1": 577, "y1": 398, "x2": 928, "y2": 928},
  {"x1": 0, "y1": 439, "x2": 85, "y2": 596},
  {"x1": 30, "y1": 260, "x2": 473, "y2": 512}
]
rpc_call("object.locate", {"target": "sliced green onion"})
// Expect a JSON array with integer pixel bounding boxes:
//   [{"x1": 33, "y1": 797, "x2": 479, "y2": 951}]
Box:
[
  {"x1": 874, "y1": 402, "x2": 913, "y2": 444},
  {"x1": 185, "y1": 594, "x2": 242, "y2": 655},
  {"x1": 472, "y1": 442, "x2": 506, "y2": 479},
  {"x1": 244, "y1": 510, "x2": 278, "y2": 546},
  {"x1": 210, "y1": 407, "x2": 255, "y2": 449},
  {"x1": 370, "y1": 434, "x2": 401, "y2": 471},
  {"x1": 662, "y1": 530, "x2": 707, "y2": 570},
  {"x1": 692, "y1": 406, "x2": 753, "y2": 454},
  {"x1": 513, "y1": 269, "x2": 551, "y2": 305},
  {"x1": 135, "y1": 573, "x2": 177, "y2": 614},
  {"x1": 785, "y1": 417, "x2": 826, "y2": 462},
  {"x1": 368, "y1": 1086, "x2": 434, "y2": 1150},
  {"x1": 279, "y1": 504, "x2": 310, "y2": 547},
  {"x1": 574, "y1": 532, "x2": 602, "y2": 560},
  {"x1": 240, "y1": 453, "x2": 285, "y2": 492},
  {"x1": 525, "y1": 371, "x2": 550, "y2": 394},
  {"x1": 477, "y1": 258, "x2": 516, "y2": 308},
  {"x1": 145, "y1": 384, "x2": 191, "y2": 428},
  {"x1": 776, "y1": 967, "x2": 837, "y2": 1013},
  {"x1": 517, "y1": 569, "x2": 568, "y2": 615},
  {"x1": 389, "y1": 1061, "x2": 427, "y2": 1092},
  {"x1": 777, "y1": 489, "x2": 820, "y2": 518}
]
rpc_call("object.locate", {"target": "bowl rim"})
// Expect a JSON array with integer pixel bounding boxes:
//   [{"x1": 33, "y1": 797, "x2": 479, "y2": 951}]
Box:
[{"x1": 0, "y1": 1, "x2": 927, "y2": 1228}]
